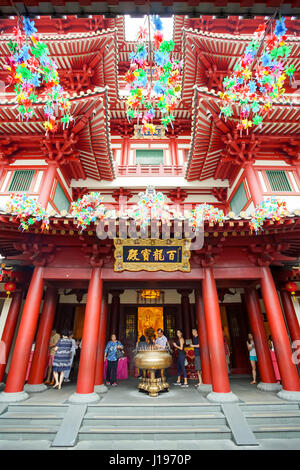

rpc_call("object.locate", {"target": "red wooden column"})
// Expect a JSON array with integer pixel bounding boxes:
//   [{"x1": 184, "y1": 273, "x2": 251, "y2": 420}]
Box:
[
  {"x1": 202, "y1": 267, "x2": 238, "y2": 402},
  {"x1": 69, "y1": 267, "x2": 103, "y2": 403},
  {"x1": 38, "y1": 161, "x2": 57, "y2": 209},
  {"x1": 195, "y1": 289, "x2": 212, "y2": 390},
  {"x1": 0, "y1": 291, "x2": 23, "y2": 384},
  {"x1": 244, "y1": 163, "x2": 263, "y2": 207},
  {"x1": 260, "y1": 267, "x2": 300, "y2": 400},
  {"x1": 244, "y1": 288, "x2": 280, "y2": 391},
  {"x1": 94, "y1": 292, "x2": 108, "y2": 393},
  {"x1": 0, "y1": 267, "x2": 44, "y2": 402},
  {"x1": 280, "y1": 289, "x2": 300, "y2": 344},
  {"x1": 25, "y1": 287, "x2": 58, "y2": 392}
]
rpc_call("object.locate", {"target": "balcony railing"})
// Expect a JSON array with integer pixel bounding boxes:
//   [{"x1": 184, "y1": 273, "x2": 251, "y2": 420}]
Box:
[{"x1": 115, "y1": 164, "x2": 185, "y2": 177}]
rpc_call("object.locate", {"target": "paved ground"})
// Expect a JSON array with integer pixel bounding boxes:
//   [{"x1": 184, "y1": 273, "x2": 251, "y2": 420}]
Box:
[{"x1": 22, "y1": 376, "x2": 285, "y2": 405}]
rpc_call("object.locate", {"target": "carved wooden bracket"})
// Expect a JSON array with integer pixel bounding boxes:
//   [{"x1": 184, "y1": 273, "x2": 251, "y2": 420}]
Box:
[
  {"x1": 245, "y1": 243, "x2": 292, "y2": 267},
  {"x1": 12, "y1": 243, "x2": 56, "y2": 267},
  {"x1": 167, "y1": 187, "x2": 188, "y2": 203},
  {"x1": 221, "y1": 132, "x2": 261, "y2": 167},
  {"x1": 211, "y1": 187, "x2": 228, "y2": 203},
  {"x1": 81, "y1": 243, "x2": 112, "y2": 267},
  {"x1": 192, "y1": 244, "x2": 223, "y2": 267}
]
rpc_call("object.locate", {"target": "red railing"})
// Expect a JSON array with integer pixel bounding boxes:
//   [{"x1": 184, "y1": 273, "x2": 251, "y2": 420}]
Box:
[{"x1": 115, "y1": 164, "x2": 185, "y2": 177}]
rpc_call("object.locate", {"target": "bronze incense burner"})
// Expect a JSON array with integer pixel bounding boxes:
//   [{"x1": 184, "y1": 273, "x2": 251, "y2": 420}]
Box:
[{"x1": 134, "y1": 349, "x2": 173, "y2": 397}]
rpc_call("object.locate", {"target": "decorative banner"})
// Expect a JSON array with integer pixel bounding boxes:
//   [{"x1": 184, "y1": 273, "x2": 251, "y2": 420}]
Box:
[
  {"x1": 219, "y1": 17, "x2": 296, "y2": 133},
  {"x1": 4, "y1": 16, "x2": 73, "y2": 134},
  {"x1": 114, "y1": 238, "x2": 191, "y2": 272},
  {"x1": 249, "y1": 197, "x2": 288, "y2": 232},
  {"x1": 125, "y1": 15, "x2": 182, "y2": 136},
  {"x1": 6, "y1": 193, "x2": 50, "y2": 231}
]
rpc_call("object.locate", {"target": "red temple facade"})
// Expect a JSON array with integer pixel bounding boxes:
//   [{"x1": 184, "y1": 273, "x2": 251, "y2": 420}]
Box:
[{"x1": 0, "y1": 14, "x2": 299, "y2": 405}]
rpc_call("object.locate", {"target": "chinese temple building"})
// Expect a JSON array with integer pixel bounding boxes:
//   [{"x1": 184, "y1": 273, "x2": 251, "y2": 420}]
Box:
[{"x1": 0, "y1": 12, "x2": 299, "y2": 415}]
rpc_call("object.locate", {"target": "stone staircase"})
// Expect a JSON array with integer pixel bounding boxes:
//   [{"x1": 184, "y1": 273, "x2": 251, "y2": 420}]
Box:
[
  {"x1": 0, "y1": 404, "x2": 68, "y2": 441},
  {"x1": 240, "y1": 403, "x2": 300, "y2": 439},
  {"x1": 79, "y1": 403, "x2": 231, "y2": 441},
  {"x1": 0, "y1": 401, "x2": 300, "y2": 445}
]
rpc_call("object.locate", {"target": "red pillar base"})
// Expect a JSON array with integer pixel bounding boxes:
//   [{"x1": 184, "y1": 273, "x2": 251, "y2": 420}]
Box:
[
  {"x1": 69, "y1": 392, "x2": 100, "y2": 404},
  {"x1": 206, "y1": 391, "x2": 239, "y2": 403},
  {"x1": 277, "y1": 390, "x2": 300, "y2": 401},
  {"x1": 257, "y1": 382, "x2": 282, "y2": 392},
  {"x1": 0, "y1": 391, "x2": 29, "y2": 402}
]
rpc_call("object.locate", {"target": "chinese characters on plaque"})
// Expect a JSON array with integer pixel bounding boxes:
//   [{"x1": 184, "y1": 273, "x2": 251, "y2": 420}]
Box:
[{"x1": 114, "y1": 239, "x2": 191, "y2": 272}]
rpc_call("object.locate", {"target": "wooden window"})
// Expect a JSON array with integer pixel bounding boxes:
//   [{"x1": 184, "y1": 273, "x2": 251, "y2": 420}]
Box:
[
  {"x1": 53, "y1": 181, "x2": 70, "y2": 212},
  {"x1": 8, "y1": 170, "x2": 34, "y2": 192},
  {"x1": 230, "y1": 181, "x2": 247, "y2": 214},
  {"x1": 135, "y1": 149, "x2": 164, "y2": 165},
  {"x1": 266, "y1": 170, "x2": 292, "y2": 192}
]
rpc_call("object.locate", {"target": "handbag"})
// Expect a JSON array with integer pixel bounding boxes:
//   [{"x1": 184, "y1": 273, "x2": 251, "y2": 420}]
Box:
[{"x1": 116, "y1": 343, "x2": 124, "y2": 359}]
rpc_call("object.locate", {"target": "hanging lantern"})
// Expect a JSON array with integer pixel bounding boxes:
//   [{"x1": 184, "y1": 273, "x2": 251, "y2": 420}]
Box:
[
  {"x1": 4, "y1": 282, "x2": 17, "y2": 298},
  {"x1": 284, "y1": 281, "x2": 298, "y2": 301}
]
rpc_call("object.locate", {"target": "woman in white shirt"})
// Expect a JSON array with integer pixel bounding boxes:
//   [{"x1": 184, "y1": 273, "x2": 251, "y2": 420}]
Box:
[{"x1": 246, "y1": 333, "x2": 257, "y2": 384}]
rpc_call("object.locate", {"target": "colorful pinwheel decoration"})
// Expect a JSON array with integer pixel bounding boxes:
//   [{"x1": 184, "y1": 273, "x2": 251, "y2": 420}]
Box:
[
  {"x1": 4, "y1": 17, "x2": 73, "y2": 134},
  {"x1": 6, "y1": 193, "x2": 50, "y2": 231},
  {"x1": 249, "y1": 197, "x2": 288, "y2": 232},
  {"x1": 219, "y1": 17, "x2": 296, "y2": 133},
  {"x1": 125, "y1": 15, "x2": 182, "y2": 135},
  {"x1": 189, "y1": 204, "x2": 225, "y2": 231},
  {"x1": 70, "y1": 192, "x2": 108, "y2": 232}
]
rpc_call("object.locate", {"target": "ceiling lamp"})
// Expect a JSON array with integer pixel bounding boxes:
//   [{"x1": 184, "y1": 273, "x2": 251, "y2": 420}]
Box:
[{"x1": 141, "y1": 289, "x2": 161, "y2": 299}]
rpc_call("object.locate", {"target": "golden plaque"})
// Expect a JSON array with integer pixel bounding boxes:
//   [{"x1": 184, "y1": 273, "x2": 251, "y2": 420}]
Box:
[{"x1": 113, "y1": 238, "x2": 191, "y2": 272}]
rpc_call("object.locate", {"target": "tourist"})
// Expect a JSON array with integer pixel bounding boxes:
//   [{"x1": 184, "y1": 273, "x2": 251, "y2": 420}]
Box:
[
  {"x1": 63, "y1": 331, "x2": 78, "y2": 382},
  {"x1": 173, "y1": 329, "x2": 188, "y2": 387},
  {"x1": 52, "y1": 329, "x2": 73, "y2": 389},
  {"x1": 154, "y1": 328, "x2": 168, "y2": 350},
  {"x1": 190, "y1": 328, "x2": 202, "y2": 386},
  {"x1": 44, "y1": 328, "x2": 60, "y2": 385},
  {"x1": 104, "y1": 333, "x2": 124, "y2": 387},
  {"x1": 247, "y1": 332, "x2": 257, "y2": 384},
  {"x1": 136, "y1": 335, "x2": 148, "y2": 351}
]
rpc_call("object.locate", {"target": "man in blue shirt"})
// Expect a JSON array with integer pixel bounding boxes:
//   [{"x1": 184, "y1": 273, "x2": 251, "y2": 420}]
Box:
[{"x1": 104, "y1": 334, "x2": 124, "y2": 386}]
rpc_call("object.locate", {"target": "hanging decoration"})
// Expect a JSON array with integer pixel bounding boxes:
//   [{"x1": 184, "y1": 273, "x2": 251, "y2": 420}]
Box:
[
  {"x1": 126, "y1": 186, "x2": 173, "y2": 228},
  {"x1": 4, "y1": 16, "x2": 73, "y2": 134},
  {"x1": 189, "y1": 204, "x2": 225, "y2": 231},
  {"x1": 4, "y1": 281, "x2": 16, "y2": 298},
  {"x1": 125, "y1": 15, "x2": 182, "y2": 135},
  {"x1": 249, "y1": 197, "x2": 288, "y2": 233},
  {"x1": 219, "y1": 16, "x2": 296, "y2": 133},
  {"x1": 70, "y1": 192, "x2": 108, "y2": 232},
  {"x1": 284, "y1": 281, "x2": 298, "y2": 301},
  {"x1": 6, "y1": 193, "x2": 50, "y2": 231}
]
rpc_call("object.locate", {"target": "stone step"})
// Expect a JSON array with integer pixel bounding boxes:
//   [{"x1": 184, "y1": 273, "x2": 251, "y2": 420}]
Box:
[
  {"x1": 86, "y1": 405, "x2": 222, "y2": 415},
  {"x1": 247, "y1": 416, "x2": 300, "y2": 426},
  {"x1": 251, "y1": 424, "x2": 300, "y2": 439},
  {"x1": 239, "y1": 403, "x2": 300, "y2": 412},
  {"x1": 0, "y1": 418, "x2": 62, "y2": 426},
  {"x1": 243, "y1": 411, "x2": 300, "y2": 418},
  {"x1": 78, "y1": 425, "x2": 232, "y2": 441},
  {"x1": 0, "y1": 425, "x2": 59, "y2": 441},
  {"x1": 1, "y1": 412, "x2": 66, "y2": 419},
  {"x1": 6, "y1": 405, "x2": 68, "y2": 414},
  {"x1": 83, "y1": 416, "x2": 227, "y2": 427}
]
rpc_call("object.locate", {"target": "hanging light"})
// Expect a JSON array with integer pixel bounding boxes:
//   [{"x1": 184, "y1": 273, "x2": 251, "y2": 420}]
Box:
[{"x1": 141, "y1": 289, "x2": 161, "y2": 299}]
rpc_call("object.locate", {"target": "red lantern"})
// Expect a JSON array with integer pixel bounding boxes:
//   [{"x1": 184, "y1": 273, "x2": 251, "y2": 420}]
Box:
[
  {"x1": 4, "y1": 282, "x2": 16, "y2": 298},
  {"x1": 285, "y1": 281, "x2": 298, "y2": 301}
]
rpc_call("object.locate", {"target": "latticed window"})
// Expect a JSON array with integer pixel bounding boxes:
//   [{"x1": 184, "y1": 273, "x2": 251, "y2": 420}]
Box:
[
  {"x1": 230, "y1": 181, "x2": 247, "y2": 214},
  {"x1": 135, "y1": 149, "x2": 164, "y2": 165},
  {"x1": 266, "y1": 170, "x2": 292, "y2": 192},
  {"x1": 125, "y1": 314, "x2": 136, "y2": 339},
  {"x1": 8, "y1": 170, "x2": 34, "y2": 192},
  {"x1": 53, "y1": 181, "x2": 70, "y2": 212}
]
